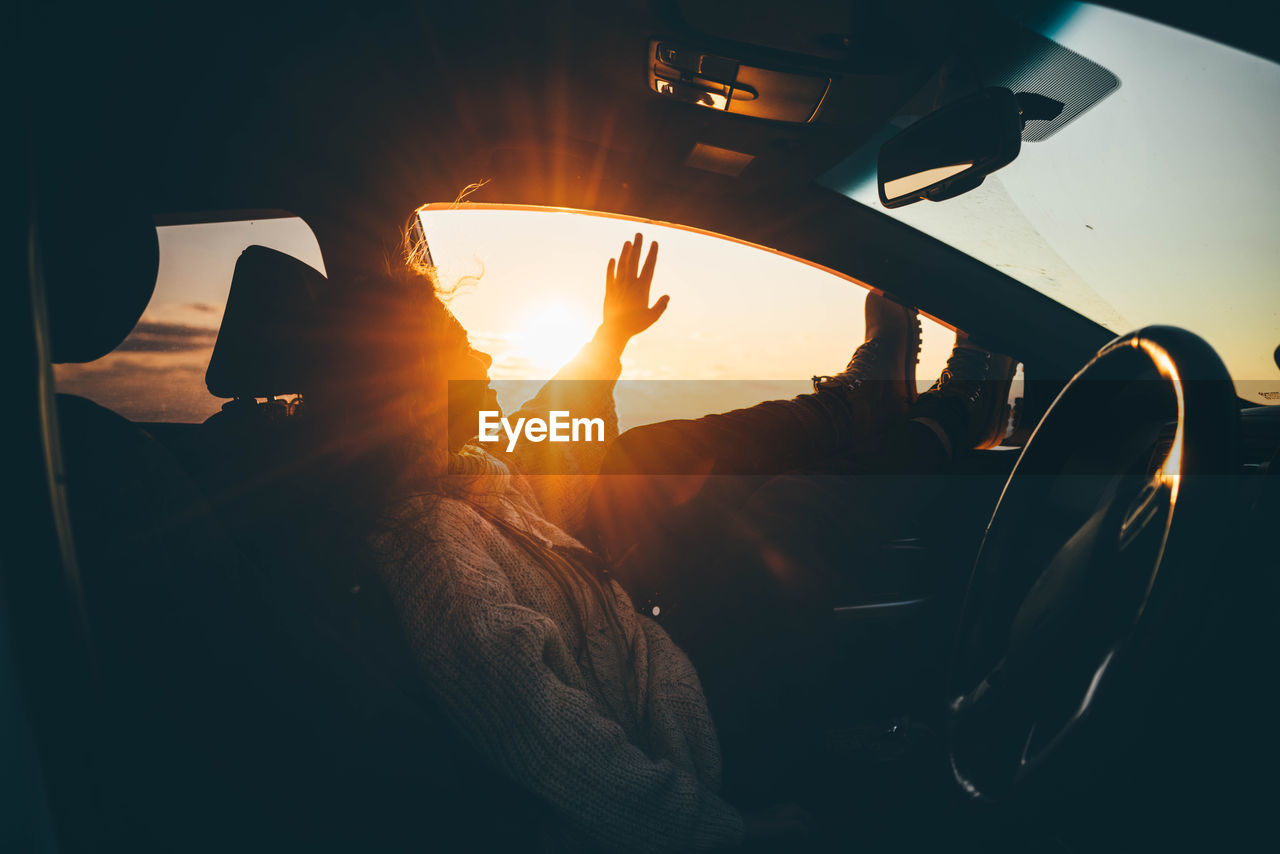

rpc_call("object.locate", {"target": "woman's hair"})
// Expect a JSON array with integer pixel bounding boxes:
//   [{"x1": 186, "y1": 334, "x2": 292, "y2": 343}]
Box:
[
  {"x1": 307, "y1": 218, "x2": 459, "y2": 496},
  {"x1": 312, "y1": 209, "x2": 638, "y2": 712}
]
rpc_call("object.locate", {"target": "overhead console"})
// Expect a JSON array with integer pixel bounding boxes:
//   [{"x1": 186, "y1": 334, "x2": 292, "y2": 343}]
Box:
[{"x1": 647, "y1": 37, "x2": 830, "y2": 123}]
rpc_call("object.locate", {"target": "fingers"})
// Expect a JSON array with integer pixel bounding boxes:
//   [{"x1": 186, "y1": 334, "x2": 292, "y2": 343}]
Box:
[
  {"x1": 638, "y1": 240, "x2": 658, "y2": 288},
  {"x1": 618, "y1": 232, "x2": 645, "y2": 282},
  {"x1": 618, "y1": 239, "x2": 631, "y2": 280},
  {"x1": 649, "y1": 293, "x2": 670, "y2": 322},
  {"x1": 631, "y1": 232, "x2": 643, "y2": 280},
  {"x1": 615, "y1": 235, "x2": 655, "y2": 283},
  {"x1": 609, "y1": 233, "x2": 661, "y2": 314},
  {"x1": 602, "y1": 233, "x2": 667, "y2": 337},
  {"x1": 632, "y1": 294, "x2": 669, "y2": 334}
]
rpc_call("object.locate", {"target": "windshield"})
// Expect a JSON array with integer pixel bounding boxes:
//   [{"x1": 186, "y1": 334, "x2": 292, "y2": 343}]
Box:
[{"x1": 821, "y1": 2, "x2": 1280, "y2": 405}]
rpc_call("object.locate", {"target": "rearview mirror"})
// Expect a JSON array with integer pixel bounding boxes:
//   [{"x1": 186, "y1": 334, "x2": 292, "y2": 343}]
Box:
[{"x1": 878, "y1": 87, "x2": 1023, "y2": 209}]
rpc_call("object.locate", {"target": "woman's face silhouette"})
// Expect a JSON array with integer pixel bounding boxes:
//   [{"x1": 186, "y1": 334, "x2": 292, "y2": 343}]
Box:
[{"x1": 437, "y1": 308, "x2": 499, "y2": 450}]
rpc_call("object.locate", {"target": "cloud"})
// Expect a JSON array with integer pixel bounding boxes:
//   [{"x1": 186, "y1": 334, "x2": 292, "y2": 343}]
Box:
[
  {"x1": 53, "y1": 299, "x2": 228, "y2": 422},
  {"x1": 114, "y1": 322, "x2": 219, "y2": 352},
  {"x1": 137, "y1": 301, "x2": 225, "y2": 327}
]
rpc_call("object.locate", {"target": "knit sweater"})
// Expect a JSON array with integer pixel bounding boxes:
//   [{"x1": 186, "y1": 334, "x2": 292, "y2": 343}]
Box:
[{"x1": 368, "y1": 339, "x2": 745, "y2": 853}]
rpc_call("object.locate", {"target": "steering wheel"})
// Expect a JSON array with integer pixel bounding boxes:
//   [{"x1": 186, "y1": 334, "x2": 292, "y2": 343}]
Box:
[{"x1": 946, "y1": 326, "x2": 1241, "y2": 810}]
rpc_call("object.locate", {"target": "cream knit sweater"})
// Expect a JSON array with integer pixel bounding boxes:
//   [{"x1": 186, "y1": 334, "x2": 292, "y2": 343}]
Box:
[{"x1": 368, "y1": 341, "x2": 745, "y2": 852}]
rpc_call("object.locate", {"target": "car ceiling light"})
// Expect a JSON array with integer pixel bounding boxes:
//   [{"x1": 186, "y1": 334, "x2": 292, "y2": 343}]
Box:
[{"x1": 648, "y1": 39, "x2": 829, "y2": 124}]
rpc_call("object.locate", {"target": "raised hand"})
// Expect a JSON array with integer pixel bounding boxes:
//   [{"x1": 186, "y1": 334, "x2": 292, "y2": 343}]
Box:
[{"x1": 601, "y1": 233, "x2": 670, "y2": 343}]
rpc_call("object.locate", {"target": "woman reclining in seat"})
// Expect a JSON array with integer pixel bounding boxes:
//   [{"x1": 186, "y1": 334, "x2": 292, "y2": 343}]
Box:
[{"x1": 307, "y1": 222, "x2": 1010, "y2": 852}]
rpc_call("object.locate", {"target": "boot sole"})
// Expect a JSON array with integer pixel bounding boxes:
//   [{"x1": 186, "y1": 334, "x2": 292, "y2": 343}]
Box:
[
  {"x1": 903, "y1": 314, "x2": 922, "y2": 407},
  {"x1": 973, "y1": 354, "x2": 1018, "y2": 450}
]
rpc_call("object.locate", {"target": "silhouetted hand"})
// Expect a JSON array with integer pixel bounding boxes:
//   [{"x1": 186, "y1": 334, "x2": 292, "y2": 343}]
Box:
[{"x1": 600, "y1": 232, "x2": 669, "y2": 344}]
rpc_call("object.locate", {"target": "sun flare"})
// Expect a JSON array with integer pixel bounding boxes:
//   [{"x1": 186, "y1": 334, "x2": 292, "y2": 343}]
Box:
[{"x1": 512, "y1": 302, "x2": 596, "y2": 376}]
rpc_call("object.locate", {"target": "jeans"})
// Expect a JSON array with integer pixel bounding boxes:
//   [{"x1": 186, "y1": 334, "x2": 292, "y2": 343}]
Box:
[{"x1": 584, "y1": 384, "x2": 950, "y2": 804}]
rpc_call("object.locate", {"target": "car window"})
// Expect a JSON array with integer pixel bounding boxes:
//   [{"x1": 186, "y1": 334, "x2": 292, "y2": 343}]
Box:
[
  {"x1": 419, "y1": 205, "x2": 956, "y2": 432},
  {"x1": 52, "y1": 216, "x2": 325, "y2": 423}
]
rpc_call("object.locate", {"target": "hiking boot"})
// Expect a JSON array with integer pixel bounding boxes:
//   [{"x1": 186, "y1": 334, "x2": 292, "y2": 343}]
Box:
[
  {"x1": 911, "y1": 332, "x2": 1018, "y2": 451},
  {"x1": 813, "y1": 292, "x2": 921, "y2": 421}
]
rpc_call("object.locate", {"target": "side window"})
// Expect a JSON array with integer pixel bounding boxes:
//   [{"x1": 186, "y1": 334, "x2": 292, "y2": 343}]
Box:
[
  {"x1": 53, "y1": 215, "x2": 325, "y2": 423},
  {"x1": 420, "y1": 206, "x2": 953, "y2": 431}
]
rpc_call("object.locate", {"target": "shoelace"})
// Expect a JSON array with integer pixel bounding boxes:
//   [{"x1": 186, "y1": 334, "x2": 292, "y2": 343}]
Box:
[
  {"x1": 811, "y1": 316, "x2": 922, "y2": 394},
  {"x1": 812, "y1": 340, "x2": 880, "y2": 392},
  {"x1": 928, "y1": 346, "x2": 991, "y2": 404}
]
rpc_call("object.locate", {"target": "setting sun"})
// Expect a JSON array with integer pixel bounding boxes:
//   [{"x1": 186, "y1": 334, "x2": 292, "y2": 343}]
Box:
[{"x1": 511, "y1": 302, "x2": 597, "y2": 375}]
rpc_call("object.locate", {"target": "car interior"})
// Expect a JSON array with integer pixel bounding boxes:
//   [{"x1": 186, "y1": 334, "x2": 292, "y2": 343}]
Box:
[{"x1": 8, "y1": 0, "x2": 1280, "y2": 851}]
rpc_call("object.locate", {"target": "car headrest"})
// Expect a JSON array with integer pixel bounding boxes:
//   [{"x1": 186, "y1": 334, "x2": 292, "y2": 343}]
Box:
[
  {"x1": 206, "y1": 246, "x2": 331, "y2": 399},
  {"x1": 44, "y1": 206, "x2": 159, "y2": 364}
]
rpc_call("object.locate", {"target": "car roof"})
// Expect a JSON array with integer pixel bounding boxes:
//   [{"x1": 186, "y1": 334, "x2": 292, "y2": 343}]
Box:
[{"x1": 25, "y1": 0, "x2": 1266, "y2": 376}]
